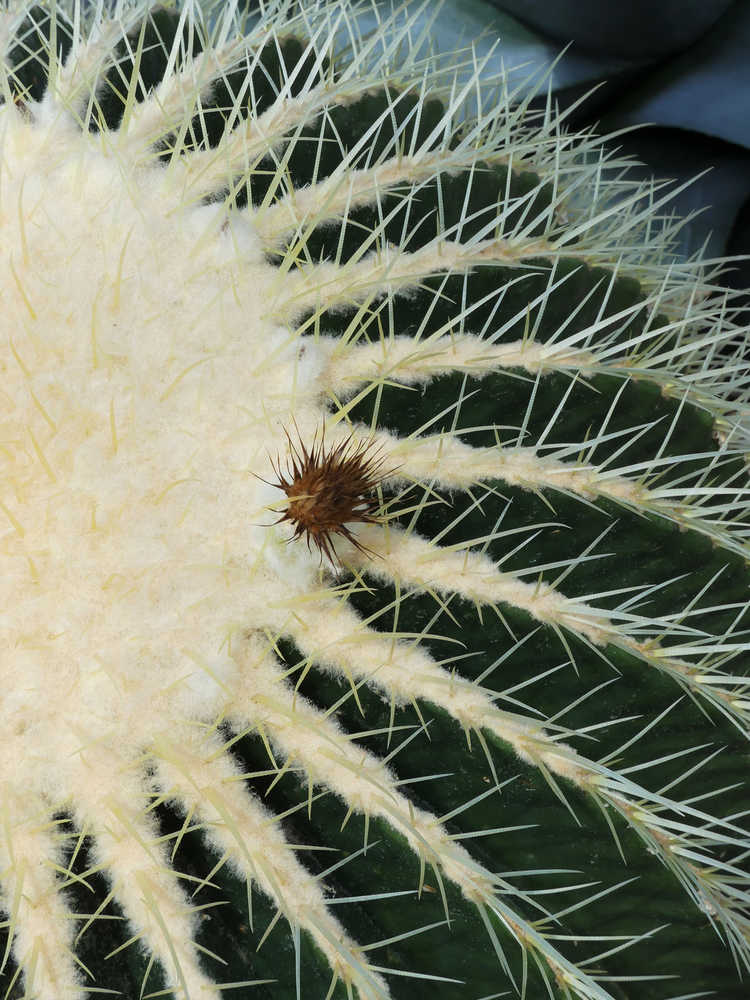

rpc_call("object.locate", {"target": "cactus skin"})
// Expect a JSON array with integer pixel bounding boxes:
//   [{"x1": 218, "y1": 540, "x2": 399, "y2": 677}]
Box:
[{"x1": 1, "y1": 1, "x2": 750, "y2": 999}]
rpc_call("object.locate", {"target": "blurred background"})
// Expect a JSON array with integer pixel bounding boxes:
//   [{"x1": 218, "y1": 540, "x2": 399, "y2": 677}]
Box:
[{"x1": 353, "y1": 0, "x2": 750, "y2": 305}]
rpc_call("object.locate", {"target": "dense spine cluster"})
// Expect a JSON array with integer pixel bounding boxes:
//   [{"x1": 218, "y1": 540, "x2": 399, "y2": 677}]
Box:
[
  {"x1": 263, "y1": 426, "x2": 388, "y2": 564},
  {"x1": 0, "y1": 2, "x2": 749, "y2": 999}
]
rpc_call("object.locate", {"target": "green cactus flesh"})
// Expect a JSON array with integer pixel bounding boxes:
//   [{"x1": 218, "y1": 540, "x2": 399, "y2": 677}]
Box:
[{"x1": 1, "y1": 3, "x2": 750, "y2": 999}]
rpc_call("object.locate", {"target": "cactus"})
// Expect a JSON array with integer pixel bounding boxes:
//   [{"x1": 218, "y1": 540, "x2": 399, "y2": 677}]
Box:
[{"x1": 1, "y1": 1, "x2": 750, "y2": 998}]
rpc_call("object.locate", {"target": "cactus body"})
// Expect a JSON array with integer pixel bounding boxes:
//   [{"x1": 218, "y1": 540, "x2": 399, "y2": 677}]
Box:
[{"x1": 1, "y1": 2, "x2": 749, "y2": 998}]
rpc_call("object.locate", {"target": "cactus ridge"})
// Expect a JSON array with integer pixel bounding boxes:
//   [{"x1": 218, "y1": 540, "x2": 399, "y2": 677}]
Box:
[{"x1": 0, "y1": 1, "x2": 749, "y2": 998}]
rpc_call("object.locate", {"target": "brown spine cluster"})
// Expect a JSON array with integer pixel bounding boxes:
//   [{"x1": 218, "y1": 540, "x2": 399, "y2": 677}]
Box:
[{"x1": 267, "y1": 426, "x2": 389, "y2": 565}]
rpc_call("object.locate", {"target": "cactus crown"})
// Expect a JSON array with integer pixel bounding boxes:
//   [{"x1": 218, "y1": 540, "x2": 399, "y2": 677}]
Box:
[{"x1": 0, "y1": 1, "x2": 749, "y2": 999}]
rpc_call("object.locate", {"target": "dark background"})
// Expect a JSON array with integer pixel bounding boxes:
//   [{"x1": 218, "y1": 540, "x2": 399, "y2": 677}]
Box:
[{"x1": 394, "y1": 0, "x2": 750, "y2": 305}]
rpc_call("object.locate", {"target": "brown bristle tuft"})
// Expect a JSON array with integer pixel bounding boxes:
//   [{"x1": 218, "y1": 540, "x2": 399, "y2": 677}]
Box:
[{"x1": 267, "y1": 424, "x2": 391, "y2": 566}]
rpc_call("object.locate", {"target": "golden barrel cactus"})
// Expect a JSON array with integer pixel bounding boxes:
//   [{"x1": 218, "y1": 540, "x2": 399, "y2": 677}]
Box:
[{"x1": 0, "y1": 2, "x2": 749, "y2": 998}]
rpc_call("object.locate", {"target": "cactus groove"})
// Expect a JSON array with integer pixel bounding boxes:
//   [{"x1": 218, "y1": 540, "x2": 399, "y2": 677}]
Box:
[{"x1": 0, "y1": 1, "x2": 749, "y2": 998}]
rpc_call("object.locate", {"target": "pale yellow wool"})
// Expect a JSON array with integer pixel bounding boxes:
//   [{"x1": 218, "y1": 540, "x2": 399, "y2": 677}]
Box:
[
  {"x1": 324, "y1": 331, "x2": 600, "y2": 384},
  {"x1": 0, "y1": 96, "x2": 348, "y2": 996}
]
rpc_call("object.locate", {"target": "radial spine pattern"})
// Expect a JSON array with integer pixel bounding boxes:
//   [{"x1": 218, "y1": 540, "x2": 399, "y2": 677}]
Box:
[{"x1": 0, "y1": 1, "x2": 749, "y2": 999}]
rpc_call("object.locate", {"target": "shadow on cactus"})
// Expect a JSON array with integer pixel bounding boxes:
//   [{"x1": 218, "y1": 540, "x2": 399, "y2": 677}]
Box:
[{"x1": 1, "y1": 1, "x2": 749, "y2": 998}]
